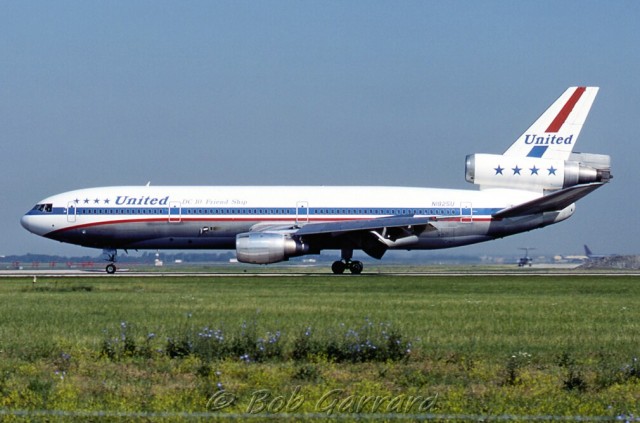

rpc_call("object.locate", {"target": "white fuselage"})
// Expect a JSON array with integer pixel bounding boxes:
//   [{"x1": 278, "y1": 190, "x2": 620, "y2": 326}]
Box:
[{"x1": 21, "y1": 185, "x2": 573, "y2": 252}]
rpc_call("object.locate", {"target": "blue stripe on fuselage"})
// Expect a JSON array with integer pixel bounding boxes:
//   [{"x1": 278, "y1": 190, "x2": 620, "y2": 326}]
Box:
[{"x1": 30, "y1": 206, "x2": 503, "y2": 218}]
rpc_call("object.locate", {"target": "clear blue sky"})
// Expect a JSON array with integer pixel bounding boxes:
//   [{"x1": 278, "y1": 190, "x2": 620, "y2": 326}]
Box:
[{"x1": 2, "y1": 1, "x2": 638, "y2": 257}]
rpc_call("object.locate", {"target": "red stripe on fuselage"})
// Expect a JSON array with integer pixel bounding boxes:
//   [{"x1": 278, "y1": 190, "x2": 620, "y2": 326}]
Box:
[{"x1": 545, "y1": 86, "x2": 586, "y2": 133}]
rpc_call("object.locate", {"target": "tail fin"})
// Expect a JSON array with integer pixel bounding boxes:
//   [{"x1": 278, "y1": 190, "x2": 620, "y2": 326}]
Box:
[
  {"x1": 465, "y1": 87, "x2": 609, "y2": 192},
  {"x1": 584, "y1": 244, "x2": 593, "y2": 257},
  {"x1": 503, "y1": 87, "x2": 599, "y2": 160}
]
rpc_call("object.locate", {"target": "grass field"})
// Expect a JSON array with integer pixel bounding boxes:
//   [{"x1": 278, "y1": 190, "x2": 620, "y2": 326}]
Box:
[{"x1": 0, "y1": 274, "x2": 639, "y2": 420}]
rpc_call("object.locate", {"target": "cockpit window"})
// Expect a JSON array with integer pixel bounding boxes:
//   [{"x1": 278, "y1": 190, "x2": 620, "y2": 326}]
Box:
[{"x1": 32, "y1": 203, "x2": 53, "y2": 213}]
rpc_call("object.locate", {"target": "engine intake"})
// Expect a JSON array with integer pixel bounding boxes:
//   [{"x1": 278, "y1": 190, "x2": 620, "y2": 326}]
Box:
[{"x1": 236, "y1": 232, "x2": 308, "y2": 264}]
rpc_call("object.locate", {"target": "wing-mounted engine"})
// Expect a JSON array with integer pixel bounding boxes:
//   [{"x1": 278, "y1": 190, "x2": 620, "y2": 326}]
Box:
[
  {"x1": 235, "y1": 232, "x2": 308, "y2": 264},
  {"x1": 465, "y1": 153, "x2": 611, "y2": 191}
]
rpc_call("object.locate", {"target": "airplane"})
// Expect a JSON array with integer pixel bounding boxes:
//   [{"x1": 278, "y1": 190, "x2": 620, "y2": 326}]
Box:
[
  {"x1": 21, "y1": 87, "x2": 612, "y2": 274},
  {"x1": 517, "y1": 247, "x2": 535, "y2": 267},
  {"x1": 584, "y1": 244, "x2": 617, "y2": 260},
  {"x1": 553, "y1": 244, "x2": 615, "y2": 264}
]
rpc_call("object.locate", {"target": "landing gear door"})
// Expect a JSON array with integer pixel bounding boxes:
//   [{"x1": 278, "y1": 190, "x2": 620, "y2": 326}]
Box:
[
  {"x1": 296, "y1": 201, "x2": 309, "y2": 225},
  {"x1": 67, "y1": 202, "x2": 77, "y2": 223}
]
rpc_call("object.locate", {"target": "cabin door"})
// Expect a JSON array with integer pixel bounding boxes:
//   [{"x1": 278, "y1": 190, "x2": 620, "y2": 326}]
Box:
[
  {"x1": 296, "y1": 201, "x2": 309, "y2": 224},
  {"x1": 168, "y1": 201, "x2": 182, "y2": 223},
  {"x1": 460, "y1": 202, "x2": 473, "y2": 223},
  {"x1": 67, "y1": 202, "x2": 77, "y2": 223}
]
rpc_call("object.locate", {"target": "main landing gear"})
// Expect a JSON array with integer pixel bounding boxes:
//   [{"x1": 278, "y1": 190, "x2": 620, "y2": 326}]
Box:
[
  {"x1": 331, "y1": 248, "x2": 363, "y2": 274},
  {"x1": 331, "y1": 260, "x2": 364, "y2": 274}
]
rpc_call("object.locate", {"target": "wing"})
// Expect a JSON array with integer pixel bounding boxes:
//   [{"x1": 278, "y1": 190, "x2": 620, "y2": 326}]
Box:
[
  {"x1": 245, "y1": 215, "x2": 436, "y2": 260},
  {"x1": 294, "y1": 215, "x2": 435, "y2": 236},
  {"x1": 492, "y1": 182, "x2": 605, "y2": 219},
  {"x1": 293, "y1": 215, "x2": 437, "y2": 259}
]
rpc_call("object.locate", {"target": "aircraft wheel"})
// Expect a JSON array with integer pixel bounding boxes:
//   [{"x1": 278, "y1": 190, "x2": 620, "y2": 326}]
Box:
[
  {"x1": 106, "y1": 263, "x2": 116, "y2": 274},
  {"x1": 349, "y1": 261, "x2": 363, "y2": 274},
  {"x1": 331, "y1": 261, "x2": 346, "y2": 274}
]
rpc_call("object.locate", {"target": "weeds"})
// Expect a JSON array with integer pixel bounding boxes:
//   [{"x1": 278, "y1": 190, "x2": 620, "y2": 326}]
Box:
[
  {"x1": 100, "y1": 321, "x2": 155, "y2": 360},
  {"x1": 557, "y1": 351, "x2": 587, "y2": 391},
  {"x1": 563, "y1": 368, "x2": 587, "y2": 391},
  {"x1": 620, "y1": 357, "x2": 640, "y2": 381},
  {"x1": 293, "y1": 363, "x2": 322, "y2": 382},
  {"x1": 101, "y1": 318, "x2": 412, "y2": 364},
  {"x1": 26, "y1": 376, "x2": 54, "y2": 408},
  {"x1": 503, "y1": 351, "x2": 531, "y2": 386},
  {"x1": 296, "y1": 319, "x2": 412, "y2": 363}
]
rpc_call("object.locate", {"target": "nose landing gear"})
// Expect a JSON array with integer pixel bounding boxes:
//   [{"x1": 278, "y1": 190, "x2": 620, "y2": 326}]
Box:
[{"x1": 103, "y1": 249, "x2": 117, "y2": 274}]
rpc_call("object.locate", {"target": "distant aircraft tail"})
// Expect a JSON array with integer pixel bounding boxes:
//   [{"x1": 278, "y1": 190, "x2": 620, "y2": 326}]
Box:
[
  {"x1": 584, "y1": 244, "x2": 594, "y2": 258},
  {"x1": 465, "y1": 86, "x2": 611, "y2": 193},
  {"x1": 503, "y1": 86, "x2": 600, "y2": 160}
]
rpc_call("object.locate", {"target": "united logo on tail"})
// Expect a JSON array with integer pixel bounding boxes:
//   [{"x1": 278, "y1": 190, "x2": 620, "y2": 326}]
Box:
[{"x1": 503, "y1": 86, "x2": 599, "y2": 160}]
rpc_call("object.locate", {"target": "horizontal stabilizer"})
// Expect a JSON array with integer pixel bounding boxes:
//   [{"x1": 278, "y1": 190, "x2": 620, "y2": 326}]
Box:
[
  {"x1": 492, "y1": 183, "x2": 605, "y2": 219},
  {"x1": 295, "y1": 215, "x2": 435, "y2": 236}
]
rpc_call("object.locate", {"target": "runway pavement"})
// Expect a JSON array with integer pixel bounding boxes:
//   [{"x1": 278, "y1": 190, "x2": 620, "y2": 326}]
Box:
[{"x1": 1, "y1": 268, "x2": 639, "y2": 277}]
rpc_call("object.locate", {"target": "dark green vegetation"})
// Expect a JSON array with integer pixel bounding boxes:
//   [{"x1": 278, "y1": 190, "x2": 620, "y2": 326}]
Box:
[{"x1": 0, "y1": 274, "x2": 639, "y2": 420}]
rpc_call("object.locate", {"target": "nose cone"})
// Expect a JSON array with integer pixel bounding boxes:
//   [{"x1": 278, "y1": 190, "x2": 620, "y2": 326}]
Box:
[
  {"x1": 21, "y1": 213, "x2": 49, "y2": 236},
  {"x1": 20, "y1": 214, "x2": 33, "y2": 232}
]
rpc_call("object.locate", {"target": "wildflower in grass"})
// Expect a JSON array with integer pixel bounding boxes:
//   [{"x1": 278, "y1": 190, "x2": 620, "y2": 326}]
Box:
[
  {"x1": 120, "y1": 323, "x2": 136, "y2": 356},
  {"x1": 199, "y1": 327, "x2": 214, "y2": 339},
  {"x1": 323, "y1": 319, "x2": 412, "y2": 363},
  {"x1": 260, "y1": 330, "x2": 284, "y2": 360},
  {"x1": 346, "y1": 328, "x2": 358, "y2": 339},
  {"x1": 100, "y1": 337, "x2": 118, "y2": 360},
  {"x1": 621, "y1": 357, "x2": 640, "y2": 380},
  {"x1": 616, "y1": 413, "x2": 639, "y2": 422},
  {"x1": 268, "y1": 330, "x2": 281, "y2": 344},
  {"x1": 257, "y1": 339, "x2": 265, "y2": 352},
  {"x1": 54, "y1": 351, "x2": 73, "y2": 374},
  {"x1": 292, "y1": 326, "x2": 319, "y2": 360}
]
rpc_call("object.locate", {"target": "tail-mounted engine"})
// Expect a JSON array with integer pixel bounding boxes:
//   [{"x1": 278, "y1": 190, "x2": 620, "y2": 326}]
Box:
[
  {"x1": 465, "y1": 152, "x2": 611, "y2": 191},
  {"x1": 236, "y1": 232, "x2": 308, "y2": 264}
]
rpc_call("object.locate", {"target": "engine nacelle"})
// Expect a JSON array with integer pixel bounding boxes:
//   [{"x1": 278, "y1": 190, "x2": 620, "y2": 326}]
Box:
[
  {"x1": 465, "y1": 153, "x2": 610, "y2": 191},
  {"x1": 236, "y1": 232, "x2": 308, "y2": 264}
]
